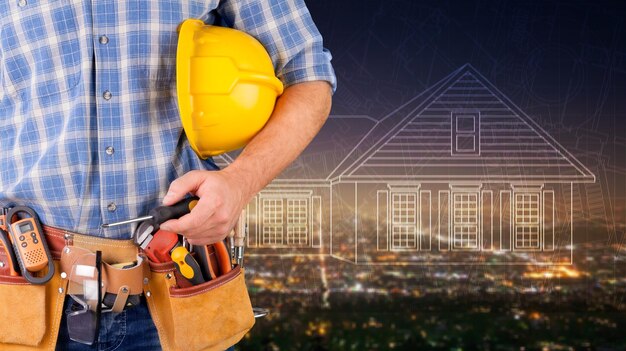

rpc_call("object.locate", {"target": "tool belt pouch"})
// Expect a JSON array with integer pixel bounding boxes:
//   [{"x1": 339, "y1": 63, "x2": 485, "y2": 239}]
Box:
[
  {"x1": 0, "y1": 251, "x2": 67, "y2": 350},
  {"x1": 59, "y1": 245, "x2": 148, "y2": 312},
  {"x1": 145, "y1": 260, "x2": 255, "y2": 351}
]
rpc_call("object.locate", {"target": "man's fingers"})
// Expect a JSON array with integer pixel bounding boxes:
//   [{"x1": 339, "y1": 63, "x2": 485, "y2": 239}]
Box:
[
  {"x1": 159, "y1": 213, "x2": 206, "y2": 235},
  {"x1": 160, "y1": 169, "x2": 239, "y2": 243},
  {"x1": 160, "y1": 196, "x2": 214, "y2": 234},
  {"x1": 163, "y1": 170, "x2": 204, "y2": 206},
  {"x1": 187, "y1": 237, "x2": 217, "y2": 246},
  {"x1": 158, "y1": 218, "x2": 182, "y2": 234}
]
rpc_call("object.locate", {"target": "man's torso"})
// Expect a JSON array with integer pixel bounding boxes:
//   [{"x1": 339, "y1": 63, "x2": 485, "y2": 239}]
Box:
[{"x1": 0, "y1": 1, "x2": 223, "y2": 238}]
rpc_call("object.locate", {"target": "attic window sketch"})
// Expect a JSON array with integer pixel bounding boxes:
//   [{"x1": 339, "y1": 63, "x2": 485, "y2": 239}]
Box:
[
  {"x1": 514, "y1": 193, "x2": 541, "y2": 250},
  {"x1": 452, "y1": 192, "x2": 479, "y2": 250},
  {"x1": 452, "y1": 112, "x2": 480, "y2": 155},
  {"x1": 391, "y1": 192, "x2": 418, "y2": 250}
]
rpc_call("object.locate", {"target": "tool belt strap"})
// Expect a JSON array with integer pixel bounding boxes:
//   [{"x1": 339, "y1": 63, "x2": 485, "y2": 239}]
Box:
[
  {"x1": 43, "y1": 225, "x2": 138, "y2": 262},
  {"x1": 45, "y1": 225, "x2": 148, "y2": 297}
]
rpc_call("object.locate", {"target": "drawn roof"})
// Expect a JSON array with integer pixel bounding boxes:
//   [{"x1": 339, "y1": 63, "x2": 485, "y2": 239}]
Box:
[{"x1": 329, "y1": 64, "x2": 596, "y2": 183}]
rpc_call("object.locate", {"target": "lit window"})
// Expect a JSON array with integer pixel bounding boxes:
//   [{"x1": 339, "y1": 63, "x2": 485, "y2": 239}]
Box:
[
  {"x1": 263, "y1": 199, "x2": 283, "y2": 225},
  {"x1": 514, "y1": 193, "x2": 541, "y2": 250},
  {"x1": 262, "y1": 226, "x2": 283, "y2": 246},
  {"x1": 262, "y1": 198, "x2": 283, "y2": 246},
  {"x1": 287, "y1": 199, "x2": 308, "y2": 246},
  {"x1": 391, "y1": 192, "x2": 417, "y2": 250},
  {"x1": 453, "y1": 192, "x2": 479, "y2": 249}
]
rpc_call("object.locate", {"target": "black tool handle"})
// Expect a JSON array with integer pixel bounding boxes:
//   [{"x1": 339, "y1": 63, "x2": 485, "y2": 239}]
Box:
[
  {"x1": 183, "y1": 252, "x2": 205, "y2": 286},
  {"x1": 192, "y1": 244, "x2": 213, "y2": 282},
  {"x1": 149, "y1": 196, "x2": 199, "y2": 225}
]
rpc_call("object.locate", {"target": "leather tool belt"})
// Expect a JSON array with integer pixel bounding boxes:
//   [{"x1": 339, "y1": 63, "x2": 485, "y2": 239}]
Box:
[
  {"x1": 0, "y1": 225, "x2": 147, "y2": 349},
  {"x1": 0, "y1": 225, "x2": 254, "y2": 351}
]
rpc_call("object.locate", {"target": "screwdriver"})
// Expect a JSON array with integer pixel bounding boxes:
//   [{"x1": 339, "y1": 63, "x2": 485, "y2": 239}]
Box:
[{"x1": 102, "y1": 196, "x2": 199, "y2": 229}]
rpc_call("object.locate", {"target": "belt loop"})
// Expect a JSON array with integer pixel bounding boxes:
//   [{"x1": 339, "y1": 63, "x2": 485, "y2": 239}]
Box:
[{"x1": 111, "y1": 285, "x2": 130, "y2": 313}]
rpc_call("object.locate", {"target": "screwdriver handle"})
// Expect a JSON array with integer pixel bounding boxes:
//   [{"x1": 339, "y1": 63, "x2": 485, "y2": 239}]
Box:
[
  {"x1": 171, "y1": 245, "x2": 205, "y2": 285},
  {"x1": 150, "y1": 196, "x2": 199, "y2": 224}
]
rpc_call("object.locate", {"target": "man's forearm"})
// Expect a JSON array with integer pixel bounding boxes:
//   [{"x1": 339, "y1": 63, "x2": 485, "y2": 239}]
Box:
[
  {"x1": 161, "y1": 80, "x2": 332, "y2": 243},
  {"x1": 222, "y1": 80, "x2": 333, "y2": 200}
]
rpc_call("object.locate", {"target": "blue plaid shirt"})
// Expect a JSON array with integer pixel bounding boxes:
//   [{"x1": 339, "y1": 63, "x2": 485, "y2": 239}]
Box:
[{"x1": 0, "y1": 0, "x2": 336, "y2": 238}]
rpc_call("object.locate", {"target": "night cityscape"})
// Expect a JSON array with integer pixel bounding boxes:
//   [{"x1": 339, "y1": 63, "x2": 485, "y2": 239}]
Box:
[{"x1": 238, "y1": 231, "x2": 626, "y2": 350}]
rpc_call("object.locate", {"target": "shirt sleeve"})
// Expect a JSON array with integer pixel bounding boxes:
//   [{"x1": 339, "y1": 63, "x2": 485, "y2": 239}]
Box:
[{"x1": 216, "y1": 0, "x2": 337, "y2": 93}]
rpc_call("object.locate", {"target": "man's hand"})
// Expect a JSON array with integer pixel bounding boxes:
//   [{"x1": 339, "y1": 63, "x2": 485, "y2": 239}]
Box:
[
  {"x1": 160, "y1": 81, "x2": 332, "y2": 245},
  {"x1": 159, "y1": 168, "x2": 252, "y2": 245}
]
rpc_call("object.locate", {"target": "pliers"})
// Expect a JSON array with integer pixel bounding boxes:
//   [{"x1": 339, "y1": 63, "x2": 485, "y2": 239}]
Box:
[{"x1": 103, "y1": 197, "x2": 206, "y2": 285}]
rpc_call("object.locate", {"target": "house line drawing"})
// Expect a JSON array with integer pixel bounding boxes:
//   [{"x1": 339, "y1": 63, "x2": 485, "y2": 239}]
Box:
[
  {"x1": 227, "y1": 115, "x2": 377, "y2": 257},
  {"x1": 231, "y1": 64, "x2": 596, "y2": 265}
]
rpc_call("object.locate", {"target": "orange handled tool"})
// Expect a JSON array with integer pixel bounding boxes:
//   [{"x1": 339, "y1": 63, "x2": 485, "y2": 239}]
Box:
[
  {"x1": 193, "y1": 241, "x2": 231, "y2": 281},
  {"x1": 136, "y1": 229, "x2": 205, "y2": 286},
  {"x1": 0, "y1": 228, "x2": 19, "y2": 276},
  {"x1": 0, "y1": 208, "x2": 7, "y2": 231}
]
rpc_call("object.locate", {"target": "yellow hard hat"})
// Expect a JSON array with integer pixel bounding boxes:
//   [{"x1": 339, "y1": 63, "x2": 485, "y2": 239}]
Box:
[{"x1": 177, "y1": 19, "x2": 284, "y2": 158}]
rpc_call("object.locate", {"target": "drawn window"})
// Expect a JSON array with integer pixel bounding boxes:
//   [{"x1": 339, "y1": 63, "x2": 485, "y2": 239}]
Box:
[
  {"x1": 391, "y1": 193, "x2": 417, "y2": 250},
  {"x1": 392, "y1": 226, "x2": 417, "y2": 249},
  {"x1": 452, "y1": 193, "x2": 479, "y2": 249},
  {"x1": 263, "y1": 199, "x2": 283, "y2": 225},
  {"x1": 514, "y1": 193, "x2": 541, "y2": 250},
  {"x1": 287, "y1": 199, "x2": 308, "y2": 246},
  {"x1": 262, "y1": 198, "x2": 283, "y2": 246},
  {"x1": 262, "y1": 226, "x2": 283, "y2": 246},
  {"x1": 452, "y1": 112, "x2": 480, "y2": 155}
]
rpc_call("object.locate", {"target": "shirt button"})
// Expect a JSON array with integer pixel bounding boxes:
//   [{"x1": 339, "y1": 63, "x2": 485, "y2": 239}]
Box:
[
  {"x1": 105, "y1": 146, "x2": 115, "y2": 155},
  {"x1": 103, "y1": 90, "x2": 112, "y2": 100},
  {"x1": 99, "y1": 35, "x2": 109, "y2": 45},
  {"x1": 18, "y1": 0, "x2": 27, "y2": 7},
  {"x1": 107, "y1": 203, "x2": 117, "y2": 212}
]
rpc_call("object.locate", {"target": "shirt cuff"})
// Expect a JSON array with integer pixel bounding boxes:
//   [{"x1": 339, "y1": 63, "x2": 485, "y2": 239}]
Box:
[{"x1": 278, "y1": 49, "x2": 337, "y2": 94}]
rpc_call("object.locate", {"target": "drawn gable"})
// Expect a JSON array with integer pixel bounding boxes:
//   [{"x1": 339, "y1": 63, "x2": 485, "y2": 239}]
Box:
[{"x1": 345, "y1": 65, "x2": 594, "y2": 183}]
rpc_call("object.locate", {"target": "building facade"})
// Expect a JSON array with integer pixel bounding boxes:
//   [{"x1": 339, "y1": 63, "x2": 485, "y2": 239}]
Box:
[
  {"x1": 329, "y1": 65, "x2": 595, "y2": 264},
  {"x1": 230, "y1": 65, "x2": 596, "y2": 265}
]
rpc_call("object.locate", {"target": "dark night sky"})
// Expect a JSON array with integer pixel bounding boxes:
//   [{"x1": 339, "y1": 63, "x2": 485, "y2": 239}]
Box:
[
  {"x1": 305, "y1": 1, "x2": 626, "y2": 215},
  {"x1": 308, "y1": 0, "x2": 625, "y2": 139}
]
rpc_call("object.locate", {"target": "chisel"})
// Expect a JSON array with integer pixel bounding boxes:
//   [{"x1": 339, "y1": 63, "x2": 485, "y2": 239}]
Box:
[{"x1": 234, "y1": 210, "x2": 246, "y2": 268}]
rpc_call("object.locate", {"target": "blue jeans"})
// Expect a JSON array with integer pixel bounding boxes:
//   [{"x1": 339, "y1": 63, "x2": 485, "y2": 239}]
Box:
[
  {"x1": 55, "y1": 297, "x2": 237, "y2": 351},
  {"x1": 56, "y1": 296, "x2": 162, "y2": 351}
]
